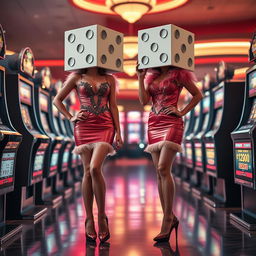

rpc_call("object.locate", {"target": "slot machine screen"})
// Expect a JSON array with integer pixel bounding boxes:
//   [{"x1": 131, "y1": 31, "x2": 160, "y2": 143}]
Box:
[
  {"x1": 248, "y1": 70, "x2": 256, "y2": 97},
  {"x1": 234, "y1": 142, "x2": 253, "y2": 187},
  {"x1": 214, "y1": 87, "x2": 224, "y2": 109},
  {"x1": 185, "y1": 143, "x2": 193, "y2": 163},
  {"x1": 50, "y1": 151, "x2": 58, "y2": 171},
  {"x1": 203, "y1": 96, "x2": 210, "y2": 113},
  {"x1": 206, "y1": 143, "x2": 216, "y2": 171},
  {"x1": 0, "y1": 152, "x2": 15, "y2": 184},
  {"x1": 19, "y1": 81, "x2": 32, "y2": 105},
  {"x1": 128, "y1": 123, "x2": 140, "y2": 144},
  {"x1": 127, "y1": 111, "x2": 141, "y2": 123},
  {"x1": 39, "y1": 92, "x2": 48, "y2": 112},
  {"x1": 195, "y1": 143, "x2": 202, "y2": 166},
  {"x1": 127, "y1": 111, "x2": 141, "y2": 144},
  {"x1": 248, "y1": 98, "x2": 256, "y2": 124},
  {"x1": 33, "y1": 143, "x2": 47, "y2": 177},
  {"x1": 20, "y1": 105, "x2": 34, "y2": 130},
  {"x1": 62, "y1": 149, "x2": 69, "y2": 167}
]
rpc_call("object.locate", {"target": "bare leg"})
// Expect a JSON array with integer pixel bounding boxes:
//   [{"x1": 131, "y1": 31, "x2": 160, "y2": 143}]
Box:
[
  {"x1": 156, "y1": 147, "x2": 177, "y2": 236},
  {"x1": 151, "y1": 152, "x2": 165, "y2": 213},
  {"x1": 89, "y1": 144, "x2": 110, "y2": 234},
  {"x1": 80, "y1": 151, "x2": 96, "y2": 236}
]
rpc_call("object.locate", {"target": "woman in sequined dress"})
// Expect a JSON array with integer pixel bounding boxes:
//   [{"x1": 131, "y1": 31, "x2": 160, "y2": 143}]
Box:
[
  {"x1": 137, "y1": 65, "x2": 203, "y2": 243},
  {"x1": 53, "y1": 67, "x2": 123, "y2": 243}
]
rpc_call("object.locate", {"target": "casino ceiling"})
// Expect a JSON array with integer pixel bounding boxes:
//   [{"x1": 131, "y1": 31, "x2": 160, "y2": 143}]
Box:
[{"x1": 0, "y1": 0, "x2": 256, "y2": 80}]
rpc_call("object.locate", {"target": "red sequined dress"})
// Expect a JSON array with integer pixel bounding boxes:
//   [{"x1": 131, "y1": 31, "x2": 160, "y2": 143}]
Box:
[
  {"x1": 72, "y1": 78, "x2": 115, "y2": 155},
  {"x1": 144, "y1": 68, "x2": 196, "y2": 153}
]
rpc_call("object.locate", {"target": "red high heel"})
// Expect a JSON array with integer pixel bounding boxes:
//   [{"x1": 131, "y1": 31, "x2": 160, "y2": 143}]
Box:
[
  {"x1": 85, "y1": 218, "x2": 97, "y2": 242},
  {"x1": 98, "y1": 216, "x2": 110, "y2": 243},
  {"x1": 153, "y1": 215, "x2": 179, "y2": 244}
]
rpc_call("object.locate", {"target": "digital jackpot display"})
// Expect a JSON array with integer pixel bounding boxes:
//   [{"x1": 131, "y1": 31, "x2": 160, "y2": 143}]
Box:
[
  {"x1": 234, "y1": 142, "x2": 253, "y2": 188},
  {"x1": 19, "y1": 81, "x2": 32, "y2": 105},
  {"x1": 50, "y1": 144, "x2": 62, "y2": 172},
  {"x1": 40, "y1": 93, "x2": 48, "y2": 112},
  {"x1": 249, "y1": 70, "x2": 256, "y2": 97},
  {"x1": 33, "y1": 143, "x2": 48, "y2": 178},
  {"x1": 0, "y1": 141, "x2": 20, "y2": 186},
  {"x1": 195, "y1": 143, "x2": 202, "y2": 166},
  {"x1": 185, "y1": 143, "x2": 193, "y2": 163},
  {"x1": 205, "y1": 143, "x2": 216, "y2": 171}
]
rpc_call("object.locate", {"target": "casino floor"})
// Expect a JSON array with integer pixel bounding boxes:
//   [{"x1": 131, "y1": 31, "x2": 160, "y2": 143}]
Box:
[{"x1": 1, "y1": 158, "x2": 256, "y2": 256}]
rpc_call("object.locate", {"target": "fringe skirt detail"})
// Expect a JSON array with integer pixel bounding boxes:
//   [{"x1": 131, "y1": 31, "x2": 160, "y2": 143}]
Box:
[
  {"x1": 144, "y1": 140, "x2": 183, "y2": 154},
  {"x1": 72, "y1": 142, "x2": 116, "y2": 156}
]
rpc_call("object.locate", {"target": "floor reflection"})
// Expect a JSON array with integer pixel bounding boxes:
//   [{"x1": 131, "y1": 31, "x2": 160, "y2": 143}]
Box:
[{"x1": 1, "y1": 159, "x2": 256, "y2": 255}]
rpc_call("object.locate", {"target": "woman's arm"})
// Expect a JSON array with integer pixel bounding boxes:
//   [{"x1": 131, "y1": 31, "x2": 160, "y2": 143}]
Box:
[
  {"x1": 164, "y1": 73, "x2": 203, "y2": 117},
  {"x1": 53, "y1": 73, "x2": 80, "y2": 120},
  {"x1": 107, "y1": 75, "x2": 123, "y2": 148},
  {"x1": 136, "y1": 64, "x2": 150, "y2": 105},
  {"x1": 180, "y1": 80, "x2": 203, "y2": 116}
]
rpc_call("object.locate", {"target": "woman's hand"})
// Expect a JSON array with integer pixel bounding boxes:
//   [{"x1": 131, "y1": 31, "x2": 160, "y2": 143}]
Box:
[
  {"x1": 163, "y1": 106, "x2": 183, "y2": 117},
  {"x1": 70, "y1": 110, "x2": 88, "y2": 123},
  {"x1": 114, "y1": 132, "x2": 123, "y2": 150},
  {"x1": 136, "y1": 62, "x2": 147, "y2": 79}
]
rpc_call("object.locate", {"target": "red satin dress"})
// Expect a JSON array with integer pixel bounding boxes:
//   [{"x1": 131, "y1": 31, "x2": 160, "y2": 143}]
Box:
[
  {"x1": 72, "y1": 78, "x2": 115, "y2": 155},
  {"x1": 144, "y1": 68, "x2": 196, "y2": 153}
]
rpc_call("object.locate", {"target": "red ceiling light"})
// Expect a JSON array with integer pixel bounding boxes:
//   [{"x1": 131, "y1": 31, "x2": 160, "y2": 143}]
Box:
[
  {"x1": 106, "y1": 0, "x2": 155, "y2": 23},
  {"x1": 69, "y1": 0, "x2": 189, "y2": 22}
]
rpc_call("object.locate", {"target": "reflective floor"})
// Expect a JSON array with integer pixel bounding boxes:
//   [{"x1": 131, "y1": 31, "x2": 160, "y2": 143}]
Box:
[{"x1": 1, "y1": 158, "x2": 256, "y2": 256}]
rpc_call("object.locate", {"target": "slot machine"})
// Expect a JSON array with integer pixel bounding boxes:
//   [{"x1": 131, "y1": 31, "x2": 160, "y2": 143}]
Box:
[
  {"x1": 181, "y1": 108, "x2": 195, "y2": 189},
  {"x1": 203, "y1": 61, "x2": 245, "y2": 207},
  {"x1": 0, "y1": 25, "x2": 23, "y2": 244},
  {"x1": 33, "y1": 67, "x2": 63, "y2": 207},
  {"x1": 0, "y1": 47, "x2": 49, "y2": 220},
  {"x1": 192, "y1": 74, "x2": 215, "y2": 198},
  {"x1": 183, "y1": 99, "x2": 201, "y2": 187},
  {"x1": 50, "y1": 81, "x2": 73, "y2": 199},
  {"x1": 230, "y1": 33, "x2": 256, "y2": 230}
]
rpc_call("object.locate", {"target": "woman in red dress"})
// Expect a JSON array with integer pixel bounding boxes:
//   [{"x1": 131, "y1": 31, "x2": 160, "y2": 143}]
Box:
[
  {"x1": 137, "y1": 65, "x2": 203, "y2": 243},
  {"x1": 53, "y1": 67, "x2": 123, "y2": 243}
]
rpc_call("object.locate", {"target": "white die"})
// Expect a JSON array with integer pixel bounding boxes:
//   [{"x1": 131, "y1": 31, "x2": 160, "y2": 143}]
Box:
[
  {"x1": 65, "y1": 25, "x2": 123, "y2": 72},
  {"x1": 138, "y1": 24, "x2": 194, "y2": 71}
]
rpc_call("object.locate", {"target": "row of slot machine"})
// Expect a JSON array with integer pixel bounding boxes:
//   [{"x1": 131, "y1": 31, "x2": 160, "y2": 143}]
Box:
[
  {"x1": 0, "y1": 24, "x2": 83, "y2": 245},
  {"x1": 174, "y1": 33, "x2": 256, "y2": 232}
]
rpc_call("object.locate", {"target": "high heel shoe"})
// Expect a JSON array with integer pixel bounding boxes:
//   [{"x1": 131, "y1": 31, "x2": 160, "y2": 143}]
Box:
[
  {"x1": 85, "y1": 218, "x2": 97, "y2": 242},
  {"x1": 153, "y1": 215, "x2": 179, "y2": 243},
  {"x1": 98, "y1": 216, "x2": 110, "y2": 243}
]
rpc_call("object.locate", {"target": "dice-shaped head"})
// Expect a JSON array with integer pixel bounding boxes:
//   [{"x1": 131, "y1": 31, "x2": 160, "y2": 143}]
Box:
[
  {"x1": 138, "y1": 24, "x2": 194, "y2": 71},
  {"x1": 65, "y1": 25, "x2": 123, "y2": 72}
]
